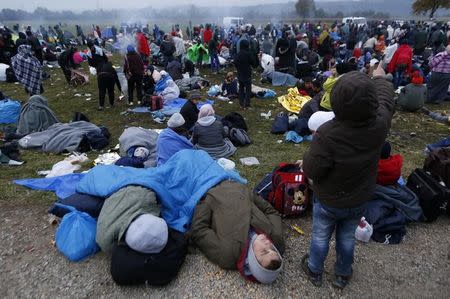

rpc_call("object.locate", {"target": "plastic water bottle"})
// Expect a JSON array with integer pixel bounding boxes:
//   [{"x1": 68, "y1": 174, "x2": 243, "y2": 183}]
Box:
[{"x1": 355, "y1": 217, "x2": 373, "y2": 243}]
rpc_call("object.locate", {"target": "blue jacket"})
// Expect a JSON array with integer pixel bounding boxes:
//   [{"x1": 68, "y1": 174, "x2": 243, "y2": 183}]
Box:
[{"x1": 76, "y1": 149, "x2": 245, "y2": 232}]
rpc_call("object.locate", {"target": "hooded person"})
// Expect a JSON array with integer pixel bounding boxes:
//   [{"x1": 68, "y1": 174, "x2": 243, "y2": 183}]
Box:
[
  {"x1": 189, "y1": 180, "x2": 284, "y2": 284},
  {"x1": 319, "y1": 62, "x2": 356, "y2": 111},
  {"x1": 376, "y1": 141, "x2": 403, "y2": 186},
  {"x1": 192, "y1": 104, "x2": 236, "y2": 159},
  {"x1": 156, "y1": 113, "x2": 193, "y2": 166},
  {"x1": 125, "y1": 214, "x2": 168, "y2": 254},
  {"x1": 302, "y1": 68, "x2": 395, "y2": 289},
  {"x1": 397, "y1": 70, "x2": 427, "y2": 112},
  {"x1": 15, "y1": 32, "x2": 29, "y2": 48},
  {"x1": 11, "y1": 44, "x2": 43, "y2": 95},
  {"x1": 123, "y1": 44, "x2": 145, "y2": 106},
  {"x1": 180, "y1": 91, "x2": 201, "y2": 131}
]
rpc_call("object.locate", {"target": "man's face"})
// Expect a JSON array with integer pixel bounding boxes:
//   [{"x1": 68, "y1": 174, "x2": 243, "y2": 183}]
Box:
[
  {"x1": 253, "y1": 234, "x2": 280, "y2": 268},
  {"x1": 304, "y1": 82, "x2": 313, "y2": 90}
]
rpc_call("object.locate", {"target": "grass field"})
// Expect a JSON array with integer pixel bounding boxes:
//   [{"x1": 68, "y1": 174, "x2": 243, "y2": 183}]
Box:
[{"x1": 1, "y1": 54, "x2": 449, "y2": 206}]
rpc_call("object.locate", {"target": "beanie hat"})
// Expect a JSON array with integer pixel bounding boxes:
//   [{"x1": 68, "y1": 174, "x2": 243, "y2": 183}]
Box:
[
  {"x1": 369, "y1": 58, "x2": 379, "y2": 67},
  {"x1": 72, "y1": 52, "x2": 84, "y2": 64},
  {"x1": 167, "y1": 112, "x2": 185, "y2": 128},
  {"x1": 308, "y1": 111, "x2": 335, "y2": 132},
  {"x1": 411, "y1": 71, "x2": 424, "y2": 85},
  {"x1": 247, "y1": 234, "x2": 282, "y2": 284},
  {"x1": 125, "y1": 214, "x2": 168, "y2": 254},
  {"x1": 189, "y1": 90, "x2": 202, "y2": 100},
  {"x1": 126, "y1": 44, "x2": 135, "y2": 53},
  {"x1": 380, "y1": 141, "x2": 391, "y2": 159}
]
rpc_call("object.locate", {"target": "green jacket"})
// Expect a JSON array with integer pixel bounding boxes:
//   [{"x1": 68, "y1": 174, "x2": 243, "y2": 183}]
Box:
[
  {"x1": 96, "y1": 186, "x2": 160, "y2": 252},
  {"x1": 188, "y1": 181, "x2": 284, "y2": 270}
]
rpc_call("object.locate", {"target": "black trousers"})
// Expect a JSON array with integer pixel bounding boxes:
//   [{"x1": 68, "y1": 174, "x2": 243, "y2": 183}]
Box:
[
  {"x1": 238, "y1": 80, "x2": 252, "y2": 108},
  {"x1": 98, "y1": 74, "x2": 115, "y2": 107},
  {"x1": 62, "y1": 67, "x2": 71, "y2": 83},
  {"x1": 127, "y1": 74, "x2": 143, "y2": 103}
]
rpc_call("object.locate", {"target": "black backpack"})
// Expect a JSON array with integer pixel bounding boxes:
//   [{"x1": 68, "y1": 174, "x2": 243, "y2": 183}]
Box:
[
  {"x1": 5, "y1": 67, "x2": 17, "y2": 83},
  {"x1": 222, "y1": 112, "x2": 248, "y2": 131},
  {"x1": 229, "y1": 128, "x2": 251, "y2": 146},
  {"x1": 406, "y1": 168, "x2": 450, "y2": 222}
]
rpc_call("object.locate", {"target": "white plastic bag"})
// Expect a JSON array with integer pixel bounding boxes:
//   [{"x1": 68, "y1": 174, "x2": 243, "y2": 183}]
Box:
[
  {"x1": 89, "y1": 66, "x2": 97, "y2": 76},
  {"x1": 355, "y1": 217, "x2": 373, "y2": 243},
  {"x1": 239, "y1": 157, "x2": 260, "y2": 166},
  {"x1": 217, "y1": 158, "x2": 236, "y2": 171}
]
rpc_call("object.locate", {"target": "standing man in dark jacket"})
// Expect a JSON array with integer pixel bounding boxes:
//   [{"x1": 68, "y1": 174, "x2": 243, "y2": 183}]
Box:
[
  {"x1": 26, "y1": 31, "x2": 43, "y2": 64},
  {"x1": 123, "y1": 45, "x2": 144, "y2": 106},
  {"x1": 234, "y1": 39, "x2": 258, "y2": 110},
  {"x1": 160, "y1": 34, "x2": 175, "y2": 68},
  {"x1": 97, "y1": 60, "x2": 122, "y2": 110},
  {"x1": 301, "y1": 65, "x2": 394, "y2": 289}
]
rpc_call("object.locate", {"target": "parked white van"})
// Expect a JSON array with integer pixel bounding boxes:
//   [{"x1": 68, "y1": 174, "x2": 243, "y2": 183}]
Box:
[
  {"x1": 342, "y1": 17, "x2": 368, "y2": 27},
  {"x1": 223, "y1": 17, "x2": 245, "y2": 28}
]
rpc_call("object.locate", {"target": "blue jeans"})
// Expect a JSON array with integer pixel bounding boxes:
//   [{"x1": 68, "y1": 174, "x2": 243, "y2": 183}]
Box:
[
  {"x1": 393, "y1": 70, "x2": 405, "y2": 89},
  {"x1": 210, "y1": 52, "x2": 220, "y2": 72},
  {"x1": 308, "y1": 198, "x2": 366, "y2": 277}
]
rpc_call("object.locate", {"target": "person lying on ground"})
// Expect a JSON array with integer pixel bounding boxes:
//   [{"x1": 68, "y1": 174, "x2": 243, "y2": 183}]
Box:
[
  {"x1": 301, "y1": 65, "x2": 395, "y2": 289},
  {"x1": 156, "y1": 113, "x2": 193, "y2": 166},
  {"x1": 188, "y1": 180, "x2": 284, "y2": 284}
]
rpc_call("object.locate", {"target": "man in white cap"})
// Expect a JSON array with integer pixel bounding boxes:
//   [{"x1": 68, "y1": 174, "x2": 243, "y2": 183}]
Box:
[{"x1": 156, "y1": 112, "x2": 193, "y2": 166}]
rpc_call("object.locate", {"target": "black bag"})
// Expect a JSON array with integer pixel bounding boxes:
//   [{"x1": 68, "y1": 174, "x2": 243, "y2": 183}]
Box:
[
  {"x1": 406, "y1": 168, "x2": 449, "y2": 222},
  {"x1": 222, "y1": 112, "x2": 248, "y2": 131},
  {"x1": 229, "y1": 128, "x2": 251, "y2": 146},
  {"x1": 72, "y1": 112, "x2": 90, "y2": 122},
  {"x1": 271, "y1": 112, "x2": 289, "y2": 134},
  {"x1": 424, "y1": 147, "x2": 450, "y2": 188},
  {"x1": 110, "y1": 229, "x2": 187, "y2": 286}
]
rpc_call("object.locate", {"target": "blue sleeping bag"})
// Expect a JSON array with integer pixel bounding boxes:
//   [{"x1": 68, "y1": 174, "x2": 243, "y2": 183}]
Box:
[{"x1": 0, "y1": 99, "x2": 21, "y2": 124}]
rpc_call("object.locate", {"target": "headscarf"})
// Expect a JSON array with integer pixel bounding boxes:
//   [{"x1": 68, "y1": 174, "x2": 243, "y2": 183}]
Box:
[
  {"x1": 198, "y1": 104, "x2": 215, "y2": 119},
  {"x1": 127, "y1": 44, "x2": 136, "y2": 54}
]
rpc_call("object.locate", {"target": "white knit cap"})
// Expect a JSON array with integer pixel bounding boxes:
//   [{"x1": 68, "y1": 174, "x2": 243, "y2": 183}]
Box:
[
  {"x1": 125, "y1": 214, "x2": 168, "y2": 254},
  {"x1": 167, "y1": 113, "x2": 185, "y2": 128},
  {"x1": 369, "y1": 58, "x2": 379, "y2": 67},
  {"x1": 247, "y1": 234, "x2": 283, "y2": 284},
  {"x1": 308, "y1": 111, "x2": 335, "y2": 132}
]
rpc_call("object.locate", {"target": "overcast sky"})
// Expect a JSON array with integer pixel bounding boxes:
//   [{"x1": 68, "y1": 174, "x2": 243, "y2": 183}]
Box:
[{"x1": 1, "y1": 0, "x2": 341, "y2": 12}]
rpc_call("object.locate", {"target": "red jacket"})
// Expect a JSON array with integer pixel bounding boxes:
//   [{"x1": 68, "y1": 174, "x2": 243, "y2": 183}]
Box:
[
  {"x1": 203, "y1": 29, "x2": 213, "y2": 44},
  {"x1": 136, "y1": 32, "x2": 150, "y2": 56},
  {"x1": 377, "y1": 154, "x2": 403, "y2": 186},
  {"x1": 387, "y1": 45, "x2": 413, "y2": 74}
]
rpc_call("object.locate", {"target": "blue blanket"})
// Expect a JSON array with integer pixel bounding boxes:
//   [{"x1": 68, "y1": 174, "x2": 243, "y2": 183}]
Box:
[
  {"x1": 76, "y1": 149, "x2": 246, "y2": 232},
  {"x1": 161, "y1": 98, "x2": 214, "y2": 116},
  {"x1": 14, "y1": 173, "x2": 85, "y2": 199},
  {"x1": 157, "y1": 128, "x2": 193, "y2": 166}
]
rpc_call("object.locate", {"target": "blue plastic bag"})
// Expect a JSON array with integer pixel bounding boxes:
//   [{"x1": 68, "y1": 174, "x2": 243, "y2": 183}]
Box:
[
  {"x1": 55, "y1": 204, "x2": 100, "y2": 262},
  {"x1": 0, "y1": 99, "x2": 21, "y2": 124}
]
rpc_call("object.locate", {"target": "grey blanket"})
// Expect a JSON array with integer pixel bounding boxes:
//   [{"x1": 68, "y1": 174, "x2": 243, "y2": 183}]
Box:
[
  {"x1": 194, "y1": 138, "x2": 236, "y2": 160},
  {"x1": 17, "y1": 95, "x2": 59, "y2": 135},
  {"x1": 119, "y1": 127, "x2": 158, "y2": 167},
  {"x1": 18, "y1": 121, "x2": 101, "y2": 153},
  {"x1": 175, "y1": 76, "x2": 209, "y2": 92}
]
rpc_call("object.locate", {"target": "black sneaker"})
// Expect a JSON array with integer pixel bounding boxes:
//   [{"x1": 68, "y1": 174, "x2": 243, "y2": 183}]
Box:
[
  {"x1": 332, "y1": 275, "x2": 350, "y2": 290},
  {"x1": 301, "y1": 254, "x2": 323, "y2": 287}
]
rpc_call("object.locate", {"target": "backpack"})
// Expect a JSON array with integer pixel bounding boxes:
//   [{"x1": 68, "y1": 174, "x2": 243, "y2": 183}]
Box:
[
  {"x1": 5, "y1": 67, "x2": 17, "y2": 83},
  {"x1": 267, "y1": 163, "x2": 310, "y2": 217},
  {"x1": 143, "y1": 95, "x2": 164, "y2": 111},
  {"x1": 271, "y1": 112, "x2": 289, "y2": 134},
  {"x1": 424, "y1": 147, "x2": 450, "y2": 188},
  {"x1": 406, "y1": 168, "x2": 449, "y2": 222},
  {"x1": 229, "y1": 128, "x2": 251, "y2": 146},
  {"x1": 222, "y1": 112, "x2": 248, "y2": 131}
]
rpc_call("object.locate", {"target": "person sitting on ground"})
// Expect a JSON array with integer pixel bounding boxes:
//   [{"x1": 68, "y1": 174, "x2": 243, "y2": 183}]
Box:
[
  {"x1": 296, "y1": 77, "x2": 316, "y2": 97},
  {"x1": 189, "y1": 180, "x2": 284, "y2": 284},
  {"x1": 221, "y1": 72, "x2": 238, "y2": 99},
  {"x1": 377, "y1": 141, "x2": 403, "y2": 186},
  {"x1": 192, "y1": 104, "x2": 236, "y2": 159},
  {"x1": 180, "y1": 91, "x2": 201, "y2": 131},
  {"x1": 123, "y1": 45, "x2": 145, "y2": 106},
  {"x1": 301, "y1": 65, "x2": 394, "y2": 289},
  {"x1": 97, "y1": 60, "x2": 122, "y2": 111},
  {"x1": 15, "y1": 32, "x2": 29, "y2": 48},
  {"x1": 156, "y1": 113, "x2": 193, "y2": 166},
  {"x1": 166, "y1": 57, "x2": 183, "y2": 81},
  {"x1": 319, "y1": 62, "x2": 356, "y2": 111},
  {"x1": 397, "y1": 71, "x2": 427, "y2": 112},
  {"x1": 426, "y1": 45, "x2": 450, "y2": 104},
  {"x1": 142, "y1": 65, "x2": 156, "y2": 96}
]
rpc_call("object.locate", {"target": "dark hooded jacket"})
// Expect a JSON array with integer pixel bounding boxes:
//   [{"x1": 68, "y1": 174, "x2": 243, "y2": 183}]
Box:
[
  {"x1": 234, "y1": 40, "x2": 257, "y2": 83},
  {"x1": 303, "y1": 71, "x2": 395, "y2": 208}
]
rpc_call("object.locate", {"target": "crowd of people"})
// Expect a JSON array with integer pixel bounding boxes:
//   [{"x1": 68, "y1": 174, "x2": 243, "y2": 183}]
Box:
[{"x1": 1, "y1": 17, "x2": 450, "y2": 290}]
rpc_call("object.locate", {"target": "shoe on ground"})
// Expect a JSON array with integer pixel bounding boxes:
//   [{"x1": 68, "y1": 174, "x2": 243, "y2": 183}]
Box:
[
  {"x1": 332, "y1": 275, "x2": 350, "y2": 290},
  {"x1": 137, "y1": 101, "x2": 142, "y2": 105},
  {"x1": 97, "y1": 106, "x2": 104, "y2": 111},
  {"x1": 301, "y1": 254, "x2": 323, "y2": 287},
  {"x1": 128, "y1": 102, "x2": 134, "y2": 106}
]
